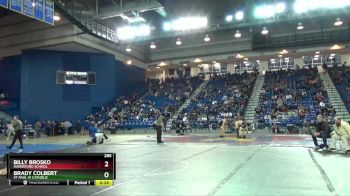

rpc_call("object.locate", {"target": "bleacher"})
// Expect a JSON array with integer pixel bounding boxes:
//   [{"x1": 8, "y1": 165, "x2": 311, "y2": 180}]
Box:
[
  {"x1": 255, "y1": 69, "x2": 334, "y2": 128},
  {"x1": 108, "y1": 76, "x2": 202, "y2": 130},
  {"x1": 182, "y1": 73, "x2": 257, "y2": 129}
]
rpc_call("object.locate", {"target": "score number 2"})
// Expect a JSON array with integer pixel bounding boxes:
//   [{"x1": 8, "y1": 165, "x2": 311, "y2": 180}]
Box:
[{"x1": 104, "y1": 161, "x2": 110, "y2": 178}]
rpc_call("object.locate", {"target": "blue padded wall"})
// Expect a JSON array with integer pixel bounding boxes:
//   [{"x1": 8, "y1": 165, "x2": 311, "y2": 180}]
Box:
[
  {"x1": 20, "y1": 50, "x2": 117, "y2": 122},
  {"x1": 0, "y1": 56, "x2": 21, "y2": 116}
]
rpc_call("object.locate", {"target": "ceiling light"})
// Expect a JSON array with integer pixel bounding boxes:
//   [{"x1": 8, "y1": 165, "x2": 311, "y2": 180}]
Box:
[
  {"x1": 183, "y1": 64, "x2": 188, "y2": 66},
  {"x1": 117, "y1": 24, "x2": 150, "y2": 40},
  {"x1": 126, "y1": 60, "x2": 132, "y2": 65},
  {"x1": 204, "y1": 34, "x2": 210, "y2": 42},
  {"x1": 156, "y1": 66, "x2": 160, "y2": 69},
  {"x1": 257, "y1": 60, "x2": 260, "y2": 63},
  {"x1": 53, "y1": 15, "x2": 61, "y2": 21},
  {"x1": 235, "y1": 11, "x2": 244, "y2": 21},
  {"x1": 212, "y1": 61, "x2": 216, "y2": 63},
  {"x1": 278, "y1": 55, "x2": 283, "y2": 58},
  {"x1": 176, "y1": 38, "x2": 182, "y2": 45},
  {"x1": 255, "y1": 5, "x2": 275, "y2": 18},
  {"x1": 280, "y1": 49, "x2": 288, "y2": 54},
  {"x1": 236, "y1": 54, "x2": 244, "y2": 59},
  {"x1": 334, "y1": 18, "x2": 343, "y2": 26},
  {"x1": 194, "y1": 58, "x2": 202, "y2": 63},
  {"x1": 330, "y1": 53, "x2": 335, "y2": 56},
  {"x1": 126, "y1": 46, "x2": 132, "y2": 52},
  {"x1": 297, "y1": 22, "x2": 304, "y2": 30},
  {"x1": 150, "y1": 42, "x2": 156, "y2": 49},
  {"x1": 225, "y1": 15, "x2": 233, "y2": 22},
  {"x1": 244, "y1": 58, "x2": 248, "y2": 61},
  {"x1": 315, "y1": 51, "x2": 320, "y2": 54},
  {"x1": 294, "y1": 0, "x2": 350, "y2": 13},
  {"x1": 276, "y1": 2, "x2": 286, "y2": 13},
  {"x1": 331, "y1": 44, "x2": 341, "y2": 50},
  {"x1": 261, "y1": 27, "x2": 269, "y2": 35},
  {"x1": 159, "y1": 62, "x2": 167, "y2": 66},
  {"x1": 163, "y1": 17, "x2": 208, "y2": 31},
  {"x1": 235, "y1": 30, "x2": 242, "y2": 38}
]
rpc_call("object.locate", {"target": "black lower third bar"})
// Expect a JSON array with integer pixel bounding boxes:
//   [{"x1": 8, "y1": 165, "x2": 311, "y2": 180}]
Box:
[{"x1": 10, "y1": 180, "x2": 96, "y2": 186}]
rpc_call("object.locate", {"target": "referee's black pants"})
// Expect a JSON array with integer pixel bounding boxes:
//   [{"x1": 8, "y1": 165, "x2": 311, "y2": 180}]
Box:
[
  {"x1": 9, "y1": 130, "x2": 23, "y2": 149},
  {"x1": 156, "y1": 125, "x2": 162, "y2": 142}
]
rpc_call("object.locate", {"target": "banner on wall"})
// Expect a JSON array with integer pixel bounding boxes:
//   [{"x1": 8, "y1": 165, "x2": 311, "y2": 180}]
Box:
[
  {"x1": 0, "y1": 0, "x2": 8, "y2": 8},
  {"x1": 23, "y1": 0, "x2": 34, "y2": 17},
  {"x1": 44, "y1": 0, "x2": 54, "y2": 25},
  {"x1": 9, "y1": 0, "x2": 21, "y2": 13},
  {"x1": 1, "y1": 0, "x2": 54, "y2": 25}
]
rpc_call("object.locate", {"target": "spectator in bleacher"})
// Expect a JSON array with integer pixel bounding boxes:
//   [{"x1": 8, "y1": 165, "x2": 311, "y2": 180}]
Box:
[
  {"x1": 271, "y1": 123, "x2": 280, "y2": 134},
  {"x1": 311, "y1": 115, "x2": 331, "y2": 151},
  {"x1": 298, "y1": 106, "x2": 306, "y2": 119},
  {"x1": 329, "y1": 117, "x2": 350, "y2": 153},
  {"x1": 322, "y1": 62, "x2": 328, "y2": 72}
]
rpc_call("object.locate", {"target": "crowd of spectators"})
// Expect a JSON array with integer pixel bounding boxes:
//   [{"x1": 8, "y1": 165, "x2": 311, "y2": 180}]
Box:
[
  {"x1": 180, "y1": 72, "x2": 257, "y2": 129},
  {"x1": 103, "y1": 76, "x2": 203, "y2": 130},
  {"x1": 255, "y1": 67, "x2": 336, "y2": 131}
]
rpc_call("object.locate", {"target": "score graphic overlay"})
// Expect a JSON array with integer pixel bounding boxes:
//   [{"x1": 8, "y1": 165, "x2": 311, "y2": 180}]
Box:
[{"x1": 7, "y1": 153, "x2": 116, "y2": 186}]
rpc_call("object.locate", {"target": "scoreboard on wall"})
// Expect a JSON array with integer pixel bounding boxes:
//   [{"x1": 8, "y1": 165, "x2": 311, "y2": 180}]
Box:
[
  {"x1": 0, "y1": 0, "x2": 54, "y2": 25},
  {"x1": 6, "y1": 153, "x2": 116, "y2": 186}
]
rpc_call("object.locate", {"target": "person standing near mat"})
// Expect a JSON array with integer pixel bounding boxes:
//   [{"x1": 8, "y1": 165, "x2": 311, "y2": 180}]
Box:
[
  {"x1": 155, "y1": 111, "x2": 164, "y2": 143},
  {"x1": 220, "y1": 118, "x2": 229, "y2": 138},
  {"x1": 7, "y1": 115, "x2": 24, "y2": 149}
]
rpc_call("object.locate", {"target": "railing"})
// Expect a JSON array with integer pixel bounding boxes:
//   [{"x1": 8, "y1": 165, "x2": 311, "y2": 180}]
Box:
[
  {"x1": 253, "y1": 29, "x2": 350, "y2": 49},
  {"x1": 54, "y1": 1, "x2": 119, "y2": 44}
]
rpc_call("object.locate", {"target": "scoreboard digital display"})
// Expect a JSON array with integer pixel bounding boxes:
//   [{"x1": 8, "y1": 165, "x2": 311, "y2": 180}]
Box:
[{"x1": 7, "y1": 153, "x2": 116, "y2": 186}]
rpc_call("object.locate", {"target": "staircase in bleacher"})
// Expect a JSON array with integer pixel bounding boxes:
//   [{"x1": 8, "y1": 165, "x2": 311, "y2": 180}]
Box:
[
  {"x1": 165, "y1": 80, "x2": 209, "y2": 131},
  {"x1": 244, "y1": 75, "x2": 265, "y2": 123},
  {"x1": 320, "y1": 73, "x2": 350, "y2": 122}
]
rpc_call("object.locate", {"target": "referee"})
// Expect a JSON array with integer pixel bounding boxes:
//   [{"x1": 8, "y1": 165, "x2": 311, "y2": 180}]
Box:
[
  {"x1": 155, "y1": 111, "x2": 164, "y2": 143},
  {"x1": 7, "y1": 116, "x2": 24, "y2": 149}
]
